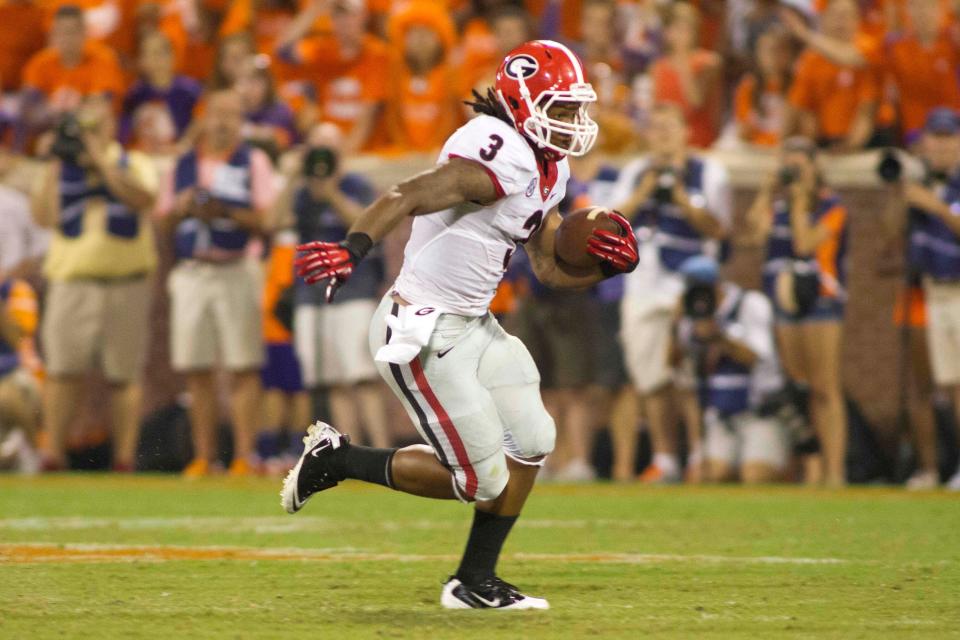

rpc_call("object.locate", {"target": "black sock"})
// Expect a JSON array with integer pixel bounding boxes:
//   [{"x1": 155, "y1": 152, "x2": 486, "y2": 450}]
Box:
[
  {"x1": 455, "y1": 510, "x2": 518, "y2": 586},
  {"x1": 331, "y1": 444, "x2": 398, "y2": 488}
]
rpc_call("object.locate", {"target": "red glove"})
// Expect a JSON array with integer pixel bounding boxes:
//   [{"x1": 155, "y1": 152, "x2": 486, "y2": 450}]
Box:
[
  {"x1": 586, "y1": 211, "x2": 639, "y2": 275},
  {"x1": 295, "y1": 233, "x2": 373, "y2": 302}
]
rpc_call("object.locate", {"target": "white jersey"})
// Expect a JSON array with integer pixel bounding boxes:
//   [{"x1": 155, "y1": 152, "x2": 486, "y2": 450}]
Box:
[{"x1": 393, "y1": 115, "x2": 569, "y2": 316}]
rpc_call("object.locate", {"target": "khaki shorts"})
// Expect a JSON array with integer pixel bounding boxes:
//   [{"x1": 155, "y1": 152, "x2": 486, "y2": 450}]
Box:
[
  {"x1": 293, "y1": 299, "x2": 378, "y2": 388},
  {"x1": 925, "y1": 279, "x2": 960, "y2": 386},
  {"x1": 620, "y1": 301, "x2": 675, "y2": 394},
  {"x1": 704, "y1": 410, "x2": 789, "y2": 470},
  {"x1": 43, "y1": 277, "x2": 151, "y2": 383},
  {"x1": 507, "y1": 292, "x2": 596, "y2": 389},
  {"x1": 168, "y1": 260, "x2": 264, "y2": 372}
]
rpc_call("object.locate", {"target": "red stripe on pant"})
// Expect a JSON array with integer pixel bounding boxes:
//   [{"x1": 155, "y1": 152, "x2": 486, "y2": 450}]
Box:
[{"x1": 408, "y1": 357, "x2": 479, "y2": 499}]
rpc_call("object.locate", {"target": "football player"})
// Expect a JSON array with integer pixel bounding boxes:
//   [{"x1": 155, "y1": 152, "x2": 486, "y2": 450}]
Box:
[{"x1": 281, "y1": 40, "x2": 639, "y2": 609}]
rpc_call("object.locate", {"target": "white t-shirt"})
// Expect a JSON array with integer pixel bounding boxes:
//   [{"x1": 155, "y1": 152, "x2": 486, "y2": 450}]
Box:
[
  {"x1": 394, "y1": 115, "x2": 569, "y2": 316},
  {"x1": 614, "y1": 155, "x2": 732, "y2": 311},
  {"x1": 0, "y1": 185, "x2": 49, "y2": 274}
]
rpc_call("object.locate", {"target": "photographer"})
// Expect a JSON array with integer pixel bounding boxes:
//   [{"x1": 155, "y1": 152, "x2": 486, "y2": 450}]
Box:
[
  {"x1": 745, "y1": 136, "x2": 849, "y2": 487},
  {"x1": 31, "y1": 94, "x2": 158, "y2": 472},
  {"x1": 273, "y1": 122, "x2": 389, "y2": 449},
  {"x1": 616, "y1": 102, "x2": 732, "y2": 483},
  {"x1": 158, "y1": 89, "x2": 275, "y2": 477},
  {"x1": 880, "y1": 108, "x2": 960, "y2": 491},
  {"x1": 671, "y1": 257, "x2": 786, "y2": 484}
]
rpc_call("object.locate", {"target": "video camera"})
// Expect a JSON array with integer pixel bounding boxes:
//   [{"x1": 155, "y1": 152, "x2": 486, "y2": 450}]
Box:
[
  {"x1": 50, "y1": 114, "x2": 87, "y2": 164},
  {"x1": 303, "y1": 146, "x2": 338, "y2": 180},
  {"x1": 653, "y1": 168, "x2": 680, "y2": 205},
  {"x1": 682, "y1": 282, "x2": 717, "y2": 320}
]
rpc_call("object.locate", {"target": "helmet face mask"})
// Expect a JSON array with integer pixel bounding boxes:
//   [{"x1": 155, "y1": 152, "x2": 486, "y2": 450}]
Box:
[{"x1": 495, "y1": 40, "x2": 599, "y2": 157}]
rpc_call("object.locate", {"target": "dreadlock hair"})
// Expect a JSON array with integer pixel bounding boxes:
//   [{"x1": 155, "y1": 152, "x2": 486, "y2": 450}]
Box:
[{"x1": 465, "y1": 88, "x2": 513, "y2": 126}]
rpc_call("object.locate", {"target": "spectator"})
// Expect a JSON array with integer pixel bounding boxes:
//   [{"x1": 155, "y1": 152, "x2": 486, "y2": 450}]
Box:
[
  {"x1": 672, "y1": 256, "x2": 787, "y2": 484},
  {"x1": 275, "y1": 123, "x2": 390, "y2": 448},
  {"x1": 209, "y1": 31, "x2": 255, "y2": 91},
  {"x1": 882, "y1": 108, "x2": 960, "y2": 491},
  {"x1": 733, "y1": 26, "x2": 793, "y2": 148},
  {"x1": 157, "y1": 89, "x2": 274, "y2": 477},
  {"x1": 507, "y1": 251, "x2": 598, "y2": 482},
  {"x1": 236, "y1": 56, "x2": 299, "y2": 155},
  {"x1": 31, "y1": 94, "x2": 158, "y2": 471},
  {"x1": 0, "y1": 277, "x2": 41, "y2": 474},
  {"x1": 0, "y1": 147, "x2": 49, "y2": 281},
  {"x1": 220, "y1": 0, "x2": 299, "y2": 55},
  {"x1": 575, "y1": 0, "x2": 637, "y2": 153},
  {"x1": 257, "y1": 226, "x2": 311, "y2": 474},
  {"x1": 120, "y1": 31, "x2": 202, "y2": 145},
  {"x1": 650, "y1": 2, "x2": 723, "y2": 149},
  {"x1": 462, "y1": 4, "x2": 536, "y2": 103},
  {"x1": 885, "y1": 0, "x2": 960, "y2": 146},
  {"x1": 615, "y1": 102, "x2": 731, "y2": 483},
  {"x1": 0, "y1": 0, "x2": 45, "y2": 92},
  {"x1": 565, "y1": 148, "x2": 639, "y2": 481},
  {"x1": 277, "y1": 0, "x2": 389, "y2": 153},
  {"x1": 782, "y1": 0, "x2": 879, "y2": 151},
  {"x1": 384, "y1": 0, "x2": 462, "y2": 153},
  {"x1": 618, "y1": 0, "x2": 663, "y2": 77},
  {"x1": 22, "y1": 5, "x2": 125, "y2": 119},
  {"x1": 745, "y1": 136, "x2": 849, "y2": 487}
]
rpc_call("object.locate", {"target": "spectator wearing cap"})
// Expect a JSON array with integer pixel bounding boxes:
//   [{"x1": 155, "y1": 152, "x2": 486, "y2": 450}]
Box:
[
  {"x1": 120, "y1": 31, "x2": 202, "y2": 147},
  {"x1": 277, "y1": 0, "x2": 389, "y2": 153},
  {"x1": 156, "y1": 89, "x2": 275, "y2": 477},
  {"x1": 31, "y1": 94, "x2": 158, "y2": 472},
  {"x1": 671, "y1": 256, "x2": 786, "y2": 484},
  {"x1": 882, "y1": 108, "x2": 960, "y2": 491},
  {"x1": 744, "y1": 136, "x2": 849, "y2": 487}
]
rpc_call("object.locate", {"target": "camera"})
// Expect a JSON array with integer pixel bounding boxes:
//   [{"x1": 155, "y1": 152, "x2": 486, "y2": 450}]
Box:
[
  {"x1": 682, "y1": 283, "x2": 717, "y2": 319},
  {"x1": 50, "y1": 114, "x2": 87, "y2": 164},
  {"x1": 876, "y1": 148, "x2": 903, "y2": 184},
  {"x1": 653, "y1": 168, "x2": 677, "y2": 205},
  {"x1": 303, "y1": 146, "x2": 338, "y2": 179}
]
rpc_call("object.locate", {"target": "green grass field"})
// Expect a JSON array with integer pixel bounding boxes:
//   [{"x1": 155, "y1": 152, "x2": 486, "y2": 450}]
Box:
[{"x1": 0, "y1": 476, "x2": 958, "y2": 639}]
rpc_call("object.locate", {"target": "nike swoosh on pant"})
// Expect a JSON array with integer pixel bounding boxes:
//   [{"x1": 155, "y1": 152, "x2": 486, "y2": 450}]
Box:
[{"x1": 437, "y1": 347, "x2": 454, "y2": 358}]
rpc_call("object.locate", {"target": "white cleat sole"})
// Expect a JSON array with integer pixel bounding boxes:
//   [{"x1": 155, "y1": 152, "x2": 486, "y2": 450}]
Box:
[{"x1": 440, "y1": 579, "x2": 550, "y2": 610}]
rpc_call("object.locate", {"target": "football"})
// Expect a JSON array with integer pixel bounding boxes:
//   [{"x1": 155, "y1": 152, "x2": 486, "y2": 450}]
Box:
[{"x1": 554, "y1": 206, "x2": 623, "y2": 268}]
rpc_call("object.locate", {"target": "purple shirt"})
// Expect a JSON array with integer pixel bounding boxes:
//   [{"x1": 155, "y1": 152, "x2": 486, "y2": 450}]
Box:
[
  {"x1": 246, "y1": 101, "x2": 299, "y2": 147},
  {"x1": 120, "y1": 75, "x2": 202, "y2": 143}
]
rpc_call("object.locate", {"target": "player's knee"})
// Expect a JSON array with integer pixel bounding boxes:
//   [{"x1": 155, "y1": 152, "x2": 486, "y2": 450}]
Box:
[
  {"x1": 505, "y1": 412, "x2": 555, "y2": 463},
  {"x1": 471, "y1": 461, "x2": 509, "y2": 503}
]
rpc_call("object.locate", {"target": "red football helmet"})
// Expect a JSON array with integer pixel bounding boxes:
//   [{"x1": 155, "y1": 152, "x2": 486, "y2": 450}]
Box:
[{"x1": 495, "y1": 40, "x2": 598, "y2": 157}]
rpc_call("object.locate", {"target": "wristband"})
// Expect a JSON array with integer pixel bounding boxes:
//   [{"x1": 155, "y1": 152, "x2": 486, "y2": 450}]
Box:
[{"x1": 344, "y1": 232, "x2": 374, "y2": 261}]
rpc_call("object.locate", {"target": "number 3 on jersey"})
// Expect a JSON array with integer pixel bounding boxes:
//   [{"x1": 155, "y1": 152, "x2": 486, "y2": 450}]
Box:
[{"x1": 479, "y1": 134, "x2": 504, "y2": 161}]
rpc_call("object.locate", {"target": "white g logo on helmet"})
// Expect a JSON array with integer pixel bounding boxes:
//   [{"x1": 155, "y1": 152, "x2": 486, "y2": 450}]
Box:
[{"x1": 504, "y1": 54, "x2": 539, "y2": 80}]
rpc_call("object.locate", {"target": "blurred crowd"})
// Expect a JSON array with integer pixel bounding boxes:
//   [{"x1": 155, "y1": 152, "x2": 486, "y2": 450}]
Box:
[{"x1": 2, "y1": 0, "x2": 960, "y2": 489}]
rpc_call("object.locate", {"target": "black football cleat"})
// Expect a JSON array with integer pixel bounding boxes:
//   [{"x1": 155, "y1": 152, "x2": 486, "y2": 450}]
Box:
[
  {"x1": 280, "y1": 421, "x2": 349, "y2": 514},
  {"x1": 440, "y1": 576, "x2": 550, "y2": 610}
]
